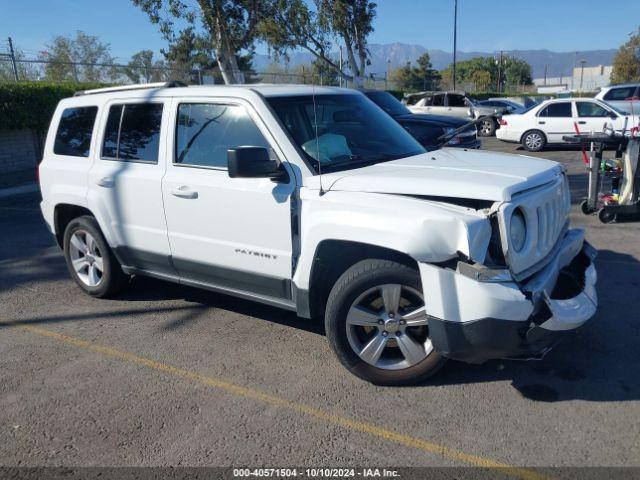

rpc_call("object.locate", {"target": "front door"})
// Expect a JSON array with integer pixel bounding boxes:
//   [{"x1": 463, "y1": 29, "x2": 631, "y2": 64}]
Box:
[
  {"x1": 161, "y1": 98, "x2": 296, "y2": 301},
  {"x1": 575, "y1": 100, "x2": 615, "y2": 133}
]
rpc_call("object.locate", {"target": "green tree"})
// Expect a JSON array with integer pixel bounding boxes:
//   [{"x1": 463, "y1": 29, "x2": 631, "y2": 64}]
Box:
[
  {"x1": 41, "y1": 31, "x2": 114, "y2": 82},
  {"x1": 439, "y1": 55, "x2": 531, "y2": 92},
  {"x1": 132, "y1": 0, "x2": 269, "y2": 84},
  {"x1": 389, "y1": 54, "x2": 440, "y2": 90},
  {"x1": 502, "y1": 57, "x2": 532, "y2": 89},
  {"x1": 261, "y1": 0, "x2": 377, "y2": 86},
  {"x1": 122, "y1": 50, "x2": 169, "y2": 83},
  {"x1": 611, "y1": 27, "x2": 640, "y2": 84}
]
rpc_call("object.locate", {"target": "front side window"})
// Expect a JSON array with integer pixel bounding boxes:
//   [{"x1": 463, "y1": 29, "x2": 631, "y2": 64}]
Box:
[
  {"x1": 101, "y1": 103, "x2": 163, "y2": 163},
  {"x1": 539, "y1": 102, "x2": 572, "y2": 117},
  {"x1": 577, "y1": 102, "x2": 610, "y2": 117},
  {"x1": 175, "y1": 103, "x2": 269, "y2": 168},
  {"x1": 54, "y1": 106, "x2": 98, "y2": 157},
  {"x1": 267, "y1": 94, "x2": 425, "y2": 173}
]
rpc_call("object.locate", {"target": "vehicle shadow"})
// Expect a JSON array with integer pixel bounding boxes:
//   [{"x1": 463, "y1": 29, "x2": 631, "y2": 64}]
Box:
[{"x1": 426, "y1": 248, "x2": 640, "y2": 402}]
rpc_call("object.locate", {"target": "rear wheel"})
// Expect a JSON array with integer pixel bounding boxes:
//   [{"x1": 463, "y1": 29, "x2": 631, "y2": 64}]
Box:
[
  {"x1": 325, "y1": 259, "x2": 446, "y2": 386},
  {"x1": 478, "y1": 117, "x2": 496, "y2": 137},
  {"x1": 63, "y1": 216, "x2": 129, "y2": 297},
  {"x1": 522, "y1": 130, "x2": 546, "y2": 152}
]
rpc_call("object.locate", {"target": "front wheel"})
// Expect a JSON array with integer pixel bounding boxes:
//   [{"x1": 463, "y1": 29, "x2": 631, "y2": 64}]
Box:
[
  {"x1": 325, "y1": 259, "x2": 446, "y2": 386},
  {"x1": 521, "y1": 130, "x2": 546, "y2": 152}
]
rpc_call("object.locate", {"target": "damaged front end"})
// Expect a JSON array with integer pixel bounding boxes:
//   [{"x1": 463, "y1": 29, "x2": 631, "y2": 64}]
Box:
[{"x1": 418, "y1": 176, "x2": 598, "y2": 364}]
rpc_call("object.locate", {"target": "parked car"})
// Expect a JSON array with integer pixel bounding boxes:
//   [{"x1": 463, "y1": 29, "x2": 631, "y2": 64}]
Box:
[
  {"x1": 363, "y1": 90, "x2": 481, "y2": 150},
  {"x1": 496, "y1": 97, "x2": 638, "y2": 151},
  {"x1": 40, "y1": 83, "x2": 597, "y2": 385},
  {"x1": 403, "y1": 91, "x2": 506, "y2": 136},
  {"x1": 595, "y1": 83, "x2": 640, "y2": 114},
  {"x1": 476, "y1": 99, "x2": 525, "y2": 114}
]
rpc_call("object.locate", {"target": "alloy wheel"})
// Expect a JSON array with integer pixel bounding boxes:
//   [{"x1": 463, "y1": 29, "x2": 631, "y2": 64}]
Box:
[
  {"x1": 69, "y1": 230, "x2": 104, "y2": 287},
  {"x1": 345, "y1": 284, "x2": 433, "y2": 370},
  {"x1": 525, "y1": 132, "x2": 543, "y2": 150}
]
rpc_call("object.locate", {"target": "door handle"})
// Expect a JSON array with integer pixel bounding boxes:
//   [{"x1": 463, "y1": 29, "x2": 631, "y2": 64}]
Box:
[
  {"x1": 171, "y1": 186, "x2": 198, "y2": 199},
  {"x1": 538, "y1": 121, "x2": 546, "y2": 124},
  {"x1": 578, "y1": 121, "x2": 587, "y2": 124},
  {"x1": 97, "y1": 176, "x2": 114, "y2": 188}
]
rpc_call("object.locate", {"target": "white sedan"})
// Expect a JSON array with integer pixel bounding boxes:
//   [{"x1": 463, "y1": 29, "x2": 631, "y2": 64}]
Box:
[{"x1": 496, "y1": 98, "x2": 638, "y2": 151}]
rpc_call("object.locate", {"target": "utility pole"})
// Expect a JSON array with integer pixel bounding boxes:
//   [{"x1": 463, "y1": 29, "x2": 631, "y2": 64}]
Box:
[
  {"x1": 579, "y1": 59, "x2": 587, "y2": 92},
  {"x1": 8, "y1": 37, "x2": 19, "y2": 82},
  {"x1": 543, "y1": 64, "x2": 548, "y2": 85},
  {"x1": 385, "y1": 58, "x2": 390, "y2": 89},
  {"x1": 452, "y1": 0, "x2": 458, "y2": 90}
]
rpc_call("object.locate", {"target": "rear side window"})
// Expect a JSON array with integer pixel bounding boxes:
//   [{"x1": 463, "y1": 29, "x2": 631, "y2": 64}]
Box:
[
  {"x1": 539, "y1": 103, "x2": 572, "y2": 117},
  {"x1": 101, "y1": 103, "x2": 163, "y2": 163},
  {"x1": 54, "y1": 106, "x2": 98, "y2": 157},
  {"x1": 175, "y1": 103, "x2": 269, "y2": 169},
  {"x1": 603, "y1": 87, "x2": 637, "y2": 101}
]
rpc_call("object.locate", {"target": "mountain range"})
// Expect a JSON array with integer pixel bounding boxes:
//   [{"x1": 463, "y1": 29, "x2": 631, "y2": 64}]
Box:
[{"x1": 253, "y1": 43, "x2": 617, "y2": 79}]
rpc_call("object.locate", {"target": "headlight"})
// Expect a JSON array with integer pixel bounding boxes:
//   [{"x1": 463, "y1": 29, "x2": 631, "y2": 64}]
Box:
[{"x1": 510, "y1": 209, "x2": 527, "y2": 252}]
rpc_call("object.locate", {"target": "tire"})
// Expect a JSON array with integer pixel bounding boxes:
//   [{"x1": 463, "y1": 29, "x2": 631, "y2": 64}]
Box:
[
  {"x1": 325, "y1": 259, "x2": 446, "y2": 386},
  {"x1": 521, "y1": 130, "x2": 546, "y2": 152},
  {"x1": 598, "y1": 208, "x2": 617, "y2": 224},
  {"x1": 580, "y1": 199, "x2": 595, "y2": 215},
  {"x1": 478, "y1": 117, "x2": 496, "y2": 137},
  {"x1": 63, "y1": 215, "x2": 129, "y2": 298}
]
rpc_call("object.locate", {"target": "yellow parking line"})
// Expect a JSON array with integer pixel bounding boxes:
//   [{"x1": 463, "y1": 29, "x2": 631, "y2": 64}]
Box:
[{"x1": 9, "y1": 321, "x2": 547, "y2": 480}]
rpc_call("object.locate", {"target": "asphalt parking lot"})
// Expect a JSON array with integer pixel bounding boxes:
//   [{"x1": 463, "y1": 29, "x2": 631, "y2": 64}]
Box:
[{"x1": 1, "y1": 137, "x2": 639, "y2": 475}]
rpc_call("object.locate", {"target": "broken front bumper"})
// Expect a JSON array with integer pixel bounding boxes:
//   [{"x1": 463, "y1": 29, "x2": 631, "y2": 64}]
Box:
[{"x1": 419, "y1": 229, "x2": 597, "y2": 364}]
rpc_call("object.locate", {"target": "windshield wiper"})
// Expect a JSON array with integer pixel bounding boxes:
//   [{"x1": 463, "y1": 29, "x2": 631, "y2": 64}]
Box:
[{"x1": 433, "y1": 114, "x2": 500, "y2": 149}]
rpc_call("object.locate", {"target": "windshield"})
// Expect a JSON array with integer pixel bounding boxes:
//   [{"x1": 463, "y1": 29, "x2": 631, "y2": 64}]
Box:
[
  {"x1": 267, "y1": 94, "x2": 425, "y2": 173},
  {"x1": 365, "y1": 91, "x2": 411, "y2": 116}
]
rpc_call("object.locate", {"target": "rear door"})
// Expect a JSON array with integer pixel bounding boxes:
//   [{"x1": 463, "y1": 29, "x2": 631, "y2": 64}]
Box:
[
  {"x1": 87, "y1": 99, "x2": 174, "y2": 275},
  {"x1": 161, "y1": 97, "x2": 296, "y2": 303},
  {"x1": 536, "y1": 101, "x2": 573, "y2": 142},
  {"x1": 445, "y1": 93, "x2": 471, "y2": 118}
]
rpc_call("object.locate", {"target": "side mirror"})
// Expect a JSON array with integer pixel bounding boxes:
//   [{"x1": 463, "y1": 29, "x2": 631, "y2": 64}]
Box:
[{"x1": 227, "y1": 147, "x2": 287, "y2": 181}]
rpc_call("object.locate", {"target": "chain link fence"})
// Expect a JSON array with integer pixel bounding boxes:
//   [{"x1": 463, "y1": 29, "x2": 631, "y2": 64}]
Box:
[{"x1": 0, "y1": 57, "x2": 389, "y2": 89}]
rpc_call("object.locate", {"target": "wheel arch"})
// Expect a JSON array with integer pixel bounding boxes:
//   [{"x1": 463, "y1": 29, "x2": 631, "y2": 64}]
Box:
[
  {"x1": 53, "y1": 204, "x2": 95, "y2": 248},
  {"x1": 304, "y1": 239, "x2": 419, "y2": 321}
]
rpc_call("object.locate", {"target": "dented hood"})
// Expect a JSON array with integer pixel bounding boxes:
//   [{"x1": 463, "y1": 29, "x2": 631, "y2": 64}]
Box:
[{"x1": 304, "y1": 148, "x2": 562, "y2": 202}]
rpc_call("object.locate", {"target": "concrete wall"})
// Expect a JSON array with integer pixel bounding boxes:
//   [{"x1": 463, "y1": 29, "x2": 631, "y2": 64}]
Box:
[{"x1": 0, "y1": 129, "x2": 43, "y2": 189}]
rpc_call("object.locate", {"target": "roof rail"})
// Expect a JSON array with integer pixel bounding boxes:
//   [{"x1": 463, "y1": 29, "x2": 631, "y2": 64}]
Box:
[{"x1": 74, "y1": 80, "x2": 187, "y2": 96}]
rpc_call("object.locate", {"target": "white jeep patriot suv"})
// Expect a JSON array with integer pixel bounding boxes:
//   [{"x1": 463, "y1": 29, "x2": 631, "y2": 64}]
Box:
[{"x1": 39, "y1": 82, "x2": 598, "y2": 385}]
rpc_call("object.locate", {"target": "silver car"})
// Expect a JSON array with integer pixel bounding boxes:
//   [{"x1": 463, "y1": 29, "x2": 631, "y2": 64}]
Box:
[{"x1": 595, "y1": 84, "x2": 640, "y2": 114}]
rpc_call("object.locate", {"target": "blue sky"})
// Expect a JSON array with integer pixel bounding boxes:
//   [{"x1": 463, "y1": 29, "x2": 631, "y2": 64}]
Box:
[{"x1": 1, "y1": 0, "x2": 639, "y2": 61}]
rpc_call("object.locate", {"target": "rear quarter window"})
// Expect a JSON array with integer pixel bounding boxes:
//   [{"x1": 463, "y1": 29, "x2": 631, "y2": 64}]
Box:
[{"x1": 53, "y1": 106, "x2": 98, "y2": 157}]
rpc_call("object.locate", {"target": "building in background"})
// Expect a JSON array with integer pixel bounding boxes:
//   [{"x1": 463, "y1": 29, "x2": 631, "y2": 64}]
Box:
[{"x1": 533, "y1": 64, "x2": 613, "y2": 93}]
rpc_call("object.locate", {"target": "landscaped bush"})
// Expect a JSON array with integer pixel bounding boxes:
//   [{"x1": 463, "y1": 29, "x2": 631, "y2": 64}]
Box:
[{"x1": 0, "y1": 82, "x2": 105, "y2": 132}]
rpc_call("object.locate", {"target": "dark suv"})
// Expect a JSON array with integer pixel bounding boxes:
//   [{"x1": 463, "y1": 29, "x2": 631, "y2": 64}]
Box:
[{"x1": 364, "y1": 90, "x2": 481, "y2": 150}]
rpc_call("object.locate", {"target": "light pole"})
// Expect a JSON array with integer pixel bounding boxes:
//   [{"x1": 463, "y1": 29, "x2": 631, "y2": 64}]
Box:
[
  {"x1": 579, "y1": 59, "x2": 587, "y2": 92},
  {"x1": 452, "y1": 0, "x2": 458, "y2": 90}
]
